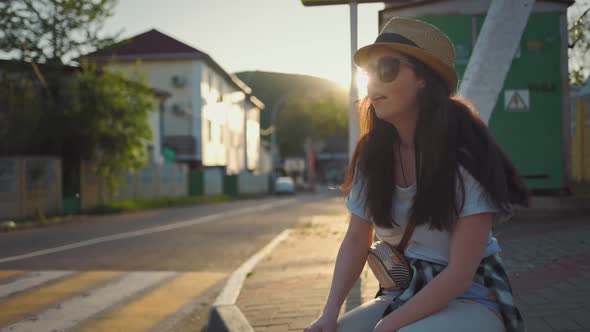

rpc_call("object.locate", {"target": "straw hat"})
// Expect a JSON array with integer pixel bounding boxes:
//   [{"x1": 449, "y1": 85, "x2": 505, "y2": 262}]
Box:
[{"x1": 353, "y1": 17, "x2": 459, "y2": 94}]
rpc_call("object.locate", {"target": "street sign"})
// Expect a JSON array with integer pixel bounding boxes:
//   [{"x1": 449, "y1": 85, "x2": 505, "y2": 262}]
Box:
[
  {"x1": 301, "y1": 0, "x2": 383, "y2": 5},
  {"x1": 504, "y1": 89, "x2": 530, "y2": 112},
  {"x1": 457, "y1": 0, "x2": 534, "y2": 122}
]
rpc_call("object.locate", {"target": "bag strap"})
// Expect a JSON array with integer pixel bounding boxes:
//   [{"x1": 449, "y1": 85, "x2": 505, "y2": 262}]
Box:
[{"x1": 394, "y1": 218, "x2": 416, "y2": 252}]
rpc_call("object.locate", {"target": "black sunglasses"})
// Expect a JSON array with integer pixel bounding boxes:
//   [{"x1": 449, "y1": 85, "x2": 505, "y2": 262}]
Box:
[{"x1": 363, "y1": 56, "x2": 414, "y2": 83}]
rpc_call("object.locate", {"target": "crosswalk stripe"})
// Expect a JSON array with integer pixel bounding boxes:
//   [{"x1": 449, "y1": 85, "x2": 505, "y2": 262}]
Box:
[
  {"x1": 78, "y1": 272, "x2": 226, "y2": 332},
  {"x1": 0, "y1": 271, "x2": 25, "y2": 282},
  {"x1": 1, "y1": 271, "x2": 176, "y2": 332},
  {"x1": 0, "y1": 271, "x2": 123, "y2": 328},
  {"x1": 0, "y1": 270, "x2": 74, "y2": 299}
]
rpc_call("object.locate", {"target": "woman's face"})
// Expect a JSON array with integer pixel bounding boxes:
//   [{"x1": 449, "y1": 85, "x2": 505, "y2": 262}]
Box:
[{"x1": 363, "y1": 47, "x2": 425, "y2": 123}]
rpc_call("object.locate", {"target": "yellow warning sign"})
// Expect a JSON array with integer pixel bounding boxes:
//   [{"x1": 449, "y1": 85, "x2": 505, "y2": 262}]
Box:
[{"x1": 504, "y1": 90, "x2": 529, "y2": 112}]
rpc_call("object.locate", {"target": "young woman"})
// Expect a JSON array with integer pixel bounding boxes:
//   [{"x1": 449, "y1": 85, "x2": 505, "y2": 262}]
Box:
[{"x1": 303, "y1": 17, "x2": 529, "y2": 332}]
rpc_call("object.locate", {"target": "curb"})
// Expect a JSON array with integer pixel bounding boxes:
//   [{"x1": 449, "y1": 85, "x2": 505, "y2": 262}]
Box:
[
  {"x1": 207, "y1": 229, "x2": 292, "y2": 332},
  {"x1": 208, "y1": 304, "x2": 254, "y2": 332}
]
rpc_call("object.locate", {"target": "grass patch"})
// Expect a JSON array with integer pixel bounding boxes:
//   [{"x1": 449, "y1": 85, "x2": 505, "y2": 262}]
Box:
[
  {"x1": 101, "y1": 195, "x2": 233, "y2": 213},
  {"x1": 1, "y1": 193, "x2": 267, "y2": 233}
]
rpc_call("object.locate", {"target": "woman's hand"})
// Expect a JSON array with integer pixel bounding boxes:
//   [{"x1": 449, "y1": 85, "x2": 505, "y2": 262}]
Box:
[{"x1": 303, "y1": 313, "x2": 338, "y2": 332}]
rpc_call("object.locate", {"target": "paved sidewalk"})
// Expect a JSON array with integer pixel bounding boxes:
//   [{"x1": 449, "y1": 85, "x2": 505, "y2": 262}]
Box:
[{"x1": 236, "y1": 196, "x2": 590, "y2": 332}]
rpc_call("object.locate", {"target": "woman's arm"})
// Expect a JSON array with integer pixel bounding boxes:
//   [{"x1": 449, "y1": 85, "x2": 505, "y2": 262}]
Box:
[
  {"x1": 374, "y1": 212, "x2": 493, "y2": 332},
  {"x1": 322, "y1": 213, "x2": 375, "y2": 319}
]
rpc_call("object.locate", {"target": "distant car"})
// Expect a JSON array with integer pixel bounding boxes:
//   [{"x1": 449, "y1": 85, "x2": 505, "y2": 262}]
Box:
[{"x1": 274, "y1": 176, "x2": 295, "y2": 195}]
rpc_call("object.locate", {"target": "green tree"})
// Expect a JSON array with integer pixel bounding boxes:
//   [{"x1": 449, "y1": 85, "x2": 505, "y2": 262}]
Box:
[
  {"x1": 0, "y1": 0, "x2": 119, "y2": 65},
  {"x1": 0, "y1": 0, "x2": 157, "y2": 191},
  {"x1": 0, "y1": 70, "x2": 46, "y2": 154},
  {"x1": 276, "y1": 93, "x2": 348, "y2": 157},
  {"x1": 569, "y1": 1, "x2": 590, "y2": 84},
  {"x1": 0, "y1": 62, "x2": 156, "y2": 191},
  {"x1": 70, "y1": 62, "x2": 156, "y2": 190}
]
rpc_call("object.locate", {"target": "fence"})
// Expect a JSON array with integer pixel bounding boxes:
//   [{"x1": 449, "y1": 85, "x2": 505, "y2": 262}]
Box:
[
  {"x1": 237, "y1": 171, "x2": 269, "y2": 195},
  {"x1": 189, "y1": 167, "x2": 224, "y2": 196},
  {"x1": 113, "y1": 163, "x2": 188, "y2": 200},
  {"x1": 79, "y1": 161, "x2": 109, "y2": 211},
  {"x1": 191, "y1": 168, "x2": 270, "y2": 197},
  {"x1": 0, "y1": 157, "x2": 269, "y2": 220},
  {"x1": 223, "y1": 171, "x2": 269, "y2": 196},
  {"x1": 572, "y1": 98, "x2": 590, "y2": 183},
  {"x1": 0, "y1": 157, "x2": 62, "y2": 220},
  {"x1": 81, "y1": 161, "x2": 188, "y2": 211}
]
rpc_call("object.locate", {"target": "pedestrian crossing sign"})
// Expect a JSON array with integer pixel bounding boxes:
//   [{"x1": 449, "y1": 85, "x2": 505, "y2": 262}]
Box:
[{"x1": 504, "y1": 90, "x2": 529, "y2": 112}]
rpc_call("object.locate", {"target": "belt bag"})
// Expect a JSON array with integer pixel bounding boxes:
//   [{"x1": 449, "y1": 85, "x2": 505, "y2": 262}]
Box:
[{"x1": 367, "y1": 219, "x2": 416, "y2": 291}]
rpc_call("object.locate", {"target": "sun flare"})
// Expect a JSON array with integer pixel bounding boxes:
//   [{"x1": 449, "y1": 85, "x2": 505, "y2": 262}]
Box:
[{"x1": 355, "y1": 69, "x2": 368, "y2": 98}]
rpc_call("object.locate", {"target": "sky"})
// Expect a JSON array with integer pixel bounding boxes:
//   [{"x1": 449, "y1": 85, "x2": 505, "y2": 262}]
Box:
[{"x1": 101, "y1": 0, "x2": 385, "y2": 88}]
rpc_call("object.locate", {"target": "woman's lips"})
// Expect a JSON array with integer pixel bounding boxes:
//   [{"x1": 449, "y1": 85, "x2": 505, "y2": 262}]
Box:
[{"x1": 372, "y1": 96, "x2": 387, "y2": 103}]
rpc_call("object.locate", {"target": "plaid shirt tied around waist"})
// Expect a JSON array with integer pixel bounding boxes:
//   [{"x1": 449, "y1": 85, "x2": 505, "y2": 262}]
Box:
[{"x1": 376, "y1": 253, "x2": 526, "y2": 332}]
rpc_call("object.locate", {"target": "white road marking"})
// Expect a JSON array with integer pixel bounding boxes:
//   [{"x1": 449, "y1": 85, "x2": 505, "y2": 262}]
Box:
[
  {"x1": 0, "y1": 270, "x2": 74, "y2": 299},
  {"x1": 0, "y1": 198, "x2": 296, "y2": 264},
  {"x1": 1, "y1": 271, "x2": 176, "y2": 332}
]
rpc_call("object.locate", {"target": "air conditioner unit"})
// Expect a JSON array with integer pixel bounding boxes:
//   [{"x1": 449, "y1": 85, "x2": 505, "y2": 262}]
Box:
[{"x1": 171, "y1": 75, "x2": 187, "y2": 88}]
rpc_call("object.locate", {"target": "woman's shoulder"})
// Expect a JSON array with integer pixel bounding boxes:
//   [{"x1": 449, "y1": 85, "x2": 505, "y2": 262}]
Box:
[
  {"x1": 351, "y1": 164, "x2": 367, "y2": 185},
  {"x1": 456, "y1": 165, "x2": 489, "y2": 201},
  {"x1": 457, "y1": 165, "x2": 478, "y2": 186}
]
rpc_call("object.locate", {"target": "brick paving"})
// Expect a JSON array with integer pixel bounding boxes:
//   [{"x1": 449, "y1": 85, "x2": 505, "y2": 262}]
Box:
[
  {"x1": 237, "y1": 198, "x2": 349, "y2": 332},
  {"x1": 236, "y1": 197, "x2": 590, "y2": 331}
]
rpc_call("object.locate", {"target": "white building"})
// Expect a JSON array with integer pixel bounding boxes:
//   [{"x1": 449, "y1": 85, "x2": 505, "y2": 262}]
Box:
[{"x1": 82, "y1": 29, "x2": 266, "y2": 174}]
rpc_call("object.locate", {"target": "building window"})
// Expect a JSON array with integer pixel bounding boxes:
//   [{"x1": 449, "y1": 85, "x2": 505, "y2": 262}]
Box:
[
  {"x1": 208, "y1": 120, "x2": 212, "y2": 142},
  {"x1": 216, "y1": 80, "x2": 223, "y2": 102}
]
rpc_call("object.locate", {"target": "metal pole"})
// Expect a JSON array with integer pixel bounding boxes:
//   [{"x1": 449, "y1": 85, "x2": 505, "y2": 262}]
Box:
[
  {"x1": 243, "y1": 100, "x2": 248, "y2": 172},
  {"x1": 270, "y1": 96, "x2": 287, "y2": 182},
  {"x1": 575, "y1": 98, "x2": 586, "y2": 181},
  {"x1": 349, "y1": 0, "x2": 359, "y2": 161}
]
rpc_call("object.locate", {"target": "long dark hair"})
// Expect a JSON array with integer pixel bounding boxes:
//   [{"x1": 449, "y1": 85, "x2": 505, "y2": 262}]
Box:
[{"x1": 343, "y1": 56, "x2": 530, "y2": 232}]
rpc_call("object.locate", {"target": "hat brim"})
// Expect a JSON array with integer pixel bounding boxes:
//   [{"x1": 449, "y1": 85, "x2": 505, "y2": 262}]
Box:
[{"x1": 353, "y1": 42, "x2": 459, "y2": 94}]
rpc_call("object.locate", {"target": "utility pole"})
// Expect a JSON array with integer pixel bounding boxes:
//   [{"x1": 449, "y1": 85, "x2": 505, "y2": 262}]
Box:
[
  {"x1": 349, "y1": 0, "x2": 359, "y2": 161},
  {"x1": 270, "y1": 95, "x2": 287, "y2": 183},
  {"x1": 301, "y1": 0, "x2": 372, "y2": 161}
]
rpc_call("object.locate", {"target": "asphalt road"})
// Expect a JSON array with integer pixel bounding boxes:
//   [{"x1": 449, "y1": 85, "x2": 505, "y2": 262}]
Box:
[{"x1": 0, "y1": 190, "x2": 343, "y2": 332}]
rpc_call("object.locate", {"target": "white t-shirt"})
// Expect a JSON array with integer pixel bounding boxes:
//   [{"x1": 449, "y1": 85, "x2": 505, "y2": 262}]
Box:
[{"x1": 345, "y1": 166, "x2": 507, "y2": 265}]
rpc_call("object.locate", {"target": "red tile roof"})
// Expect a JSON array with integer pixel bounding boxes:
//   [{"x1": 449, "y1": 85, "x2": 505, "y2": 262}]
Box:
[{"x1": 83, "y1": 29, "x2": 206, "y2": 59}]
